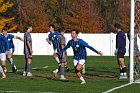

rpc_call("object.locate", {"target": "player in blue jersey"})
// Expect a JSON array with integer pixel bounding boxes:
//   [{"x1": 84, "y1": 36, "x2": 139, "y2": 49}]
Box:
[
  {"x1": 46, "y1": 24, "x2": 69, "y2": 77},
  {"x1": 114, "y1": 23, "x2": 127, "y2": 79},
  {"x1": 2, "y1": 28, "x2": 24, "y2": 73},
  {"x1": 0, "y1": 34, "x2": 9, "y2": 79},
  {"x1": 46, "y1": 24, "x2": 60, "y2": 76},
  {"x1": 57, "y1": 29, "x2": 103, "y2": 84}
]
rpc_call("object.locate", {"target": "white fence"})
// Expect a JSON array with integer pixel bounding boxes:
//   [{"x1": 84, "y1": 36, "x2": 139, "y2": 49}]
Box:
[{"x1": 11, "y1": 32, "x2": 133, "y2": 56}]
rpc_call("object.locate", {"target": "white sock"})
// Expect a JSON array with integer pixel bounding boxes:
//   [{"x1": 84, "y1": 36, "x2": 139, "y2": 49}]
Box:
[
  {"x1": 120, "y1": 73, "x2": 123, "y2": 75},
  {"x1": 123, "y1": 72, "x2": 127, "y2": 75},
  {"x1": 55, "y1": 57, "x2": 60, "y2": 64},
  {"x1": 10, "y1": 58, "x2": 13, "y2": 64},
  {"x1": 80, "y1": 76, "x2": 85, "y2": 82},
  {"x1": 0, "y1": 66, "x2": 4, "y2": 74},
  {"x1": 82, "y1": 64, "x2": 85, "y2": 74}
]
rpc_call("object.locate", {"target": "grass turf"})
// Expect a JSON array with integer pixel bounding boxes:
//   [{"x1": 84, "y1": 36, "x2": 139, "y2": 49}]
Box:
[{"x1": 0, "y1": 55, "x2": 135, "y2": 93}]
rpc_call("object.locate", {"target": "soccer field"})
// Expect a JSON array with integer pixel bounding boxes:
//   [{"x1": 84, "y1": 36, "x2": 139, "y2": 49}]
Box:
[{"x1": 0, "y1": 55, "x2": 139, "y2": 93}]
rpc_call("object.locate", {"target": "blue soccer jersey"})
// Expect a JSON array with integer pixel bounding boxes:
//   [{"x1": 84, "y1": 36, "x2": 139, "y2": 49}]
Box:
[
  {"x1": 4, "y1": 34, "x2": 15, "y2": 49},
  {"x1": 58, "y1": 38, "x2": 98, "y2": 60},
  {"x1": 48, "y1": 31, "x2": 60, "y2": 51},
  {"x1": 0, "y1": 34, "x2": 9, "y2": 53}
]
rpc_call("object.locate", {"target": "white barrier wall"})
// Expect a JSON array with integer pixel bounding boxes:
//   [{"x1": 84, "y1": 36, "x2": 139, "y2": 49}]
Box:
[{"x1": 11, "y1": 33, "x2": 131, "y2": 56}]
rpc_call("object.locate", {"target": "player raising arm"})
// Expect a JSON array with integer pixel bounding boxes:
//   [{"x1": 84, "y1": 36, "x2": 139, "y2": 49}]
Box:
[{"x1": 2, "y1": 28, "x2": 24, "y2": 73}]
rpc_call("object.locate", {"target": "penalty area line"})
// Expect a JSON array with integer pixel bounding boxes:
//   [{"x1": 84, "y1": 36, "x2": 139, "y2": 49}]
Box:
[{"x1": 102, "y1": 83, "x2": 132, "y2": 93}]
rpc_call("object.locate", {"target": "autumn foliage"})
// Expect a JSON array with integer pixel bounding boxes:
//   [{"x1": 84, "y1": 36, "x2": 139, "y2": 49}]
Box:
[
  {"x1": 4, "y1": 0, "x2": 132, "y2": 33},
  {"x1": 0, "y1": 0, "x2": 17, "y2": 32}
]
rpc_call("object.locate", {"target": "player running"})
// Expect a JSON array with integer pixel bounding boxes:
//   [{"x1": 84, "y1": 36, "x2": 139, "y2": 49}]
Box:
[
  {"x1": 2, "y1": 28, "x2": 24, "y2": 73},
  {"x1": 57, "y1": 29, "x2": 103, "y2": 84},
  {"x1": 0, "y1": 33, "x2": 9, "y2": 79},
  {"x1": 46, "y1": 24, "x2": 69, "y2": 76}
]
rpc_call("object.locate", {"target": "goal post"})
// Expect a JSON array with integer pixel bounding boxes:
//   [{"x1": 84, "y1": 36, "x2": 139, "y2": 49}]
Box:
[{"x1": 129, "y1": 0, "x2": 135, "y2": 83}]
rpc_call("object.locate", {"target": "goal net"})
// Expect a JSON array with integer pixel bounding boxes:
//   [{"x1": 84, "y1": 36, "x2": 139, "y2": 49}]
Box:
[{"x1": 130, "y1": 0, "x2": 140, "y2": 83}]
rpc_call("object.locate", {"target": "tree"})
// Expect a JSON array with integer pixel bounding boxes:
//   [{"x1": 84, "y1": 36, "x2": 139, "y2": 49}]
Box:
[{"x1": 0, "y1": 0, "x2": 16, "y2": 32}]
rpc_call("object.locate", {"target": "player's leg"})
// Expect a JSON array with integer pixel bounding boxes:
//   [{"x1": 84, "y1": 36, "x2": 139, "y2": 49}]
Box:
[
  {"x1": 53, "y1": 52, "x2": 61, "y2": 76},
  {"x1": 60, "y1": 62, "x2": 66, "y2": 80},
  {"x1": 1, "y1": 53, "x2": 7, "y2": 73},
  {"x1": 0, "y1": 54, "x2": 6, "y2": 79},
  {"x1": 64, "y1": 53, "x2": 70, "y2": 72},
  {"x1": 6, "y1": 49, "x2": 17, "y2": 73},
  {"x1": 82, "y1": 64, "x2": 85, "y2": 74},
  {"x1": 60, "y1": 56, "x2": 68, "y2": 80},
  {"x1": 23, "y1": 55, "x2": 28, "y2": 76},
  {"x1": 117, "y1": 53, "x2": 127, "y2": 79},
  {"x1": 64, "y1": 62, "x2": 70, "y2": 72},
  {"x1": 74, "y1": 59, "x2": 86, "y2": 84},
  {"x1": 53, "y1": 52, "x2": 60, "y2": 64},
  {"x1": 26, "y1": 55, "x2": 32, "y2": 77},
  {"x1": 0, "y1": 66, "x2": 6, "y2": 79}
]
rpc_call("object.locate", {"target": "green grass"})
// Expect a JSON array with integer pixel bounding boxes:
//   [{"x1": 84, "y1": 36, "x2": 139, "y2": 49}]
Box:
[{"x1": 0, "y1": 55, "x2": 137, "y2": 93}]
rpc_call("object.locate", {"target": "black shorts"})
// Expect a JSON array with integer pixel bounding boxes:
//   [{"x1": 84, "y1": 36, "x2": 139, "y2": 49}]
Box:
[{"x1": 117, "y1": 53, "x2": 125, "y2": 58}]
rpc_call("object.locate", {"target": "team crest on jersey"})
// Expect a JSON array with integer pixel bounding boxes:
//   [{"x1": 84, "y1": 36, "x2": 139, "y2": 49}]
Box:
[
  {"x1": 76, "y1": 45, "x2": 79, "y2": 47},
  {"x1": 8, "y1": 38, "x2": 11, "y2": 41},
  {"x1": 54, "y1": 35, "x2": 56, "y2": 37}
]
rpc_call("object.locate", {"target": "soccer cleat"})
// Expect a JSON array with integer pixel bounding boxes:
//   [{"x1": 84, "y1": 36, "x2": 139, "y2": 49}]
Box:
[
  {"x1": 60, "y1": 77, "x2": 68, "y2": 80},
  {"x1": 119, "y1": 75, "x2": 127, "y2": 79},
  {"x1": 123, "y1": 75, "x2": 128, "y2": 79},
  {"x1": 53, "y1": 69, "x2": 58, "y2": 77},
  {"x1": 81, "y1": 81, "x2": 86, "y2": 84},
  {"x1": 12, "y1": 67, "x2": 17, "y2": 73},
  {"x1": 23, "y1": 72, "x2": 26, "y2": 76},
  {"x1": 27, "y1": 72, "x2": 33, "y2": 77},
  {"x1": 1, "y1": 74, "x2": 6, "y2": 79}
]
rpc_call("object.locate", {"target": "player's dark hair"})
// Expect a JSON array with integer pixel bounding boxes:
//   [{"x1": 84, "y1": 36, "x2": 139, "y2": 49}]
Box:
[
  {"x1": 2, "y1": 27, "x2": 8, "y2": 32},
  {"x1": 114, "y1": 23, "x2": 121, "y2": 29},
  {"x1": 58, "y1": 28, "x2": 65, "y2": 33},
  {"x1": 71, "y1": 29, "x2": 79, "y2": 35},
  {"x1": 25, "y1": 24, "x2": 32, "y2": 30},
  {"x1": 49, "y1": 24, "x2": 55, "y2": 29}
]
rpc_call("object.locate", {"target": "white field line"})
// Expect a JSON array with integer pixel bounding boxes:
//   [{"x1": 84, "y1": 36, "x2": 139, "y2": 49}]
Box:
[
  {"x1": 0, "y1": 90, "x2": 21, "y2": 93},
  {"x1": 0, "y1": 90, "x2": 58, "y2": 93},
  {"x1": 16, "y1": 66, "x2": 49, "y2": 72},
  {"x1": 102, "y1": 83, "x2": 132, "y2": 93}
]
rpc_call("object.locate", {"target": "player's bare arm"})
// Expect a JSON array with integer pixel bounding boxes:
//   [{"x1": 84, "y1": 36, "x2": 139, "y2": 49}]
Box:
[
  {"x1": 27, "y1": 41, "x2": 33, "y2": 55},
  {"x1": 97, "y1": 51, "x2": 103, "y2": 56},
  {"x1": 46, "y1": 38, "x2": 52, "y2": 45},
  {"x1": 16, "y1": 36, "x2": 24, "y2": 42}
]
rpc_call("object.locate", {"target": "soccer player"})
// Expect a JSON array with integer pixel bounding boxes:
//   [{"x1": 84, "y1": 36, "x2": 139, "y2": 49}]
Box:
[
  {"x1": 23, "y1": 25, "x2": 33, "y2": 77},
  {"x1": 0, "y1": 34, "x2": 9, "y2": 79},
  {"x1": 46, "y1": 24, "x2": 69, "y2": 76},
  {"x1": 127, "y1": 25, "x2": 140, "y2": 75},
  {"x1": 114, "y1": 23, "x2": 127, "y2": 79},
  {"x1": 127, "y1": 25, "x2": 140, "y2": 62},
  {"x1": 2, "y1": 28, "x2": 24, "y2": 73},
  {"x1": 57, "y1": 29, "x2": 69, "y2": 80},
  {"x1": 57, "y1": 29, "x2": 103, "y2": 84}
]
